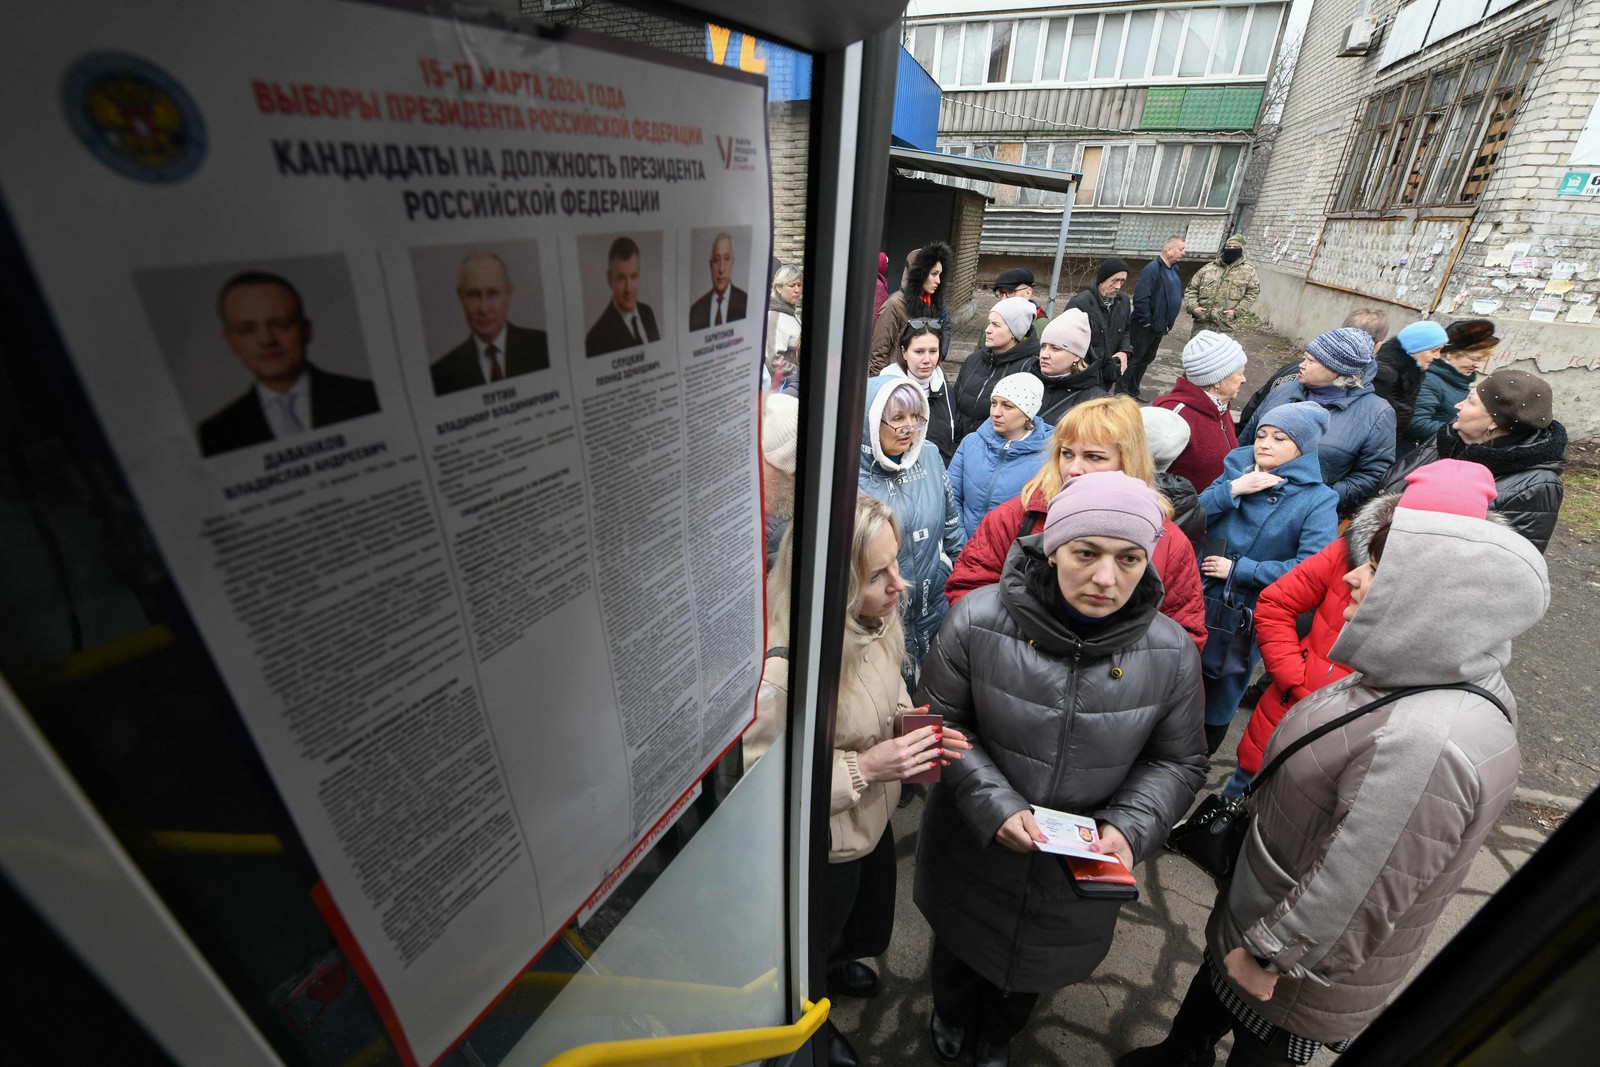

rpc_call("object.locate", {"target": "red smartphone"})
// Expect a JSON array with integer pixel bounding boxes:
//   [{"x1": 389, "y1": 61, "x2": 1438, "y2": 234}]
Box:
[{"x1": 895, "y1": 707, "x2": 943, "y2": 784}]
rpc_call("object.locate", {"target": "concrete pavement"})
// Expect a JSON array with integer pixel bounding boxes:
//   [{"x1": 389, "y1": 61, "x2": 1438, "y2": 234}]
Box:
[{"x1": 827, "y1": 708, "x2": 1549, "y2": 1064}]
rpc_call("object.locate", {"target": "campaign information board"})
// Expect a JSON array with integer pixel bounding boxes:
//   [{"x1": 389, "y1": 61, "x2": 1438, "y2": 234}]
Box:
[{"x1": 0, "y1": 3, "x2": 770, "y2": 1062}]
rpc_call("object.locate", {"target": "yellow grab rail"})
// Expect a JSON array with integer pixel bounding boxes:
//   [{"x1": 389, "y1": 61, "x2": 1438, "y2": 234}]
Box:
[{"x1": 542, "y1": 997, "x2": 829, "y2": 1067}]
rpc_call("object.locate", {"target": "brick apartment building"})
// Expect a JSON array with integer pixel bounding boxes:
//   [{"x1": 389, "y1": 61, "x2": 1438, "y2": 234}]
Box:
[
  {"x1": 901, "y1": 0, "x2": 1294, "y2": 286},
  {"x1": 1244, "y1": 0, "x2": 1600, "y2": 437}
]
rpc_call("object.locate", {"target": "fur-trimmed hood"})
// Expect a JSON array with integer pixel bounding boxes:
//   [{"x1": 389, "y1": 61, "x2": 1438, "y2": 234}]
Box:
[{"x1": 1345, "y1": 487, "x2": 1512, "y2": 567}]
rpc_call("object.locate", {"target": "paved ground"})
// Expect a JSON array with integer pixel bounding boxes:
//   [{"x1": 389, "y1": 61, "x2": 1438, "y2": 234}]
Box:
[
  {"x1": 830, "y1": 293, "x2": 1600, "y2": 1063},
  {"x1": 829, "y1": 740, "x2": 1552, "y2": 1066}
]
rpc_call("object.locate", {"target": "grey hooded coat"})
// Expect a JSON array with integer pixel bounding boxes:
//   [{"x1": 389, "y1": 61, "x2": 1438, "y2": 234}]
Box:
[
  {"x1": 913, "y1": 537, "x2": 1207, "y2": 993},
  {"x1": 1208, "y1": 507, "x2": 1549, "y2": 1043}
]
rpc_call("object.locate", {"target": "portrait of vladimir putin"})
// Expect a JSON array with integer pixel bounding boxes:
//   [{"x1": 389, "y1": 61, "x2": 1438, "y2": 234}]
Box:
[{"x1": 430, "y1": 251, "x2": 551, "y2": 395}]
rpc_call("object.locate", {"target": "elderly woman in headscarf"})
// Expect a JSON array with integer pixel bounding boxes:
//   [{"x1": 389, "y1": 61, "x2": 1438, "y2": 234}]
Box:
[
  {"x1": 859, "y1": 376, "x2": 966, "y2": 674},
  {"x1": 1239, "y1": 327, "x2": 1396, "y2": 514}
]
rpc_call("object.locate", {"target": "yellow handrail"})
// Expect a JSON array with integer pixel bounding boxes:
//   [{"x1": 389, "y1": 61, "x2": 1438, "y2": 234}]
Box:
[{"x1": 542, "y1": 998, "x2": 829, "y2": 1067}]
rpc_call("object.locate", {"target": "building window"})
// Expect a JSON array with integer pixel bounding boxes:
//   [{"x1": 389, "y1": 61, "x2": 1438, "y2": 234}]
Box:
[
  {"x1": 909, "y1": 4, "x2": 1285, "y2": 88},
  {"x1": 1331, "y1": 27, "x2": 1545, "y2": 212},
  {"x1": 1040, "y1": 139, "x2": 1253, "y2": 209}
]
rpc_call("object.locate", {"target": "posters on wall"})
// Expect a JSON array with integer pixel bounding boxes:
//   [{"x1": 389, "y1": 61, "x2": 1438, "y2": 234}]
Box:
[{"x1": 0, "y1": 3, "x2": 771, "y2": 1063}]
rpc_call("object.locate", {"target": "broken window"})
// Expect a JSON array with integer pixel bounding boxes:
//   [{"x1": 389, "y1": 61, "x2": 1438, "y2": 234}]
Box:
[{"x1": 1331, "y1": 25, "x2": 1545, "y2": 211}]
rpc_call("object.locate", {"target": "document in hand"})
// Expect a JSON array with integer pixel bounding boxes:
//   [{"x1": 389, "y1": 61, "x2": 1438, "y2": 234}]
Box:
[{"x1": 1031, "y1": 804, "x2": 1138, "y2": 900}]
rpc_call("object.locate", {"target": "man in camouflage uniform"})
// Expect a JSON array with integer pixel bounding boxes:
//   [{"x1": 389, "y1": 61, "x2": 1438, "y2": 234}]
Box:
[{"x1": 1184, "y1": 233, "x2": 1260, "y2": 334}]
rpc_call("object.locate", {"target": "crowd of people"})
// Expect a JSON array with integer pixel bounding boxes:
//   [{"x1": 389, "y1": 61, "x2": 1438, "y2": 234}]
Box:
[{"x1": 751, "y1": 240, "x2": 1567, "y2": 1066}]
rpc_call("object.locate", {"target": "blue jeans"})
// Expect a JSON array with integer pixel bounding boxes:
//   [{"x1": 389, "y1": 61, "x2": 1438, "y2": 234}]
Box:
[
  {"x1": 1202, "y1": 646, "x2": 1261, "y2": 728},
  {"x1": 1221, "y1": 766, "x2": 1253, "y2": 798}
]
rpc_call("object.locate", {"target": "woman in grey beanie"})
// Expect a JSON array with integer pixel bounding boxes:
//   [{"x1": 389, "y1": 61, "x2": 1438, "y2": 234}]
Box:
[{"x1": 1240, "y1": 328, "x2": 1396, "y2": 513}]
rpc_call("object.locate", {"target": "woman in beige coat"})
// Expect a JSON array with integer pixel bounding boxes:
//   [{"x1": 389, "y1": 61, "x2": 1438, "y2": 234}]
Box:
[{"x1": 746, "y1": 495, "x2": 969, "y2": 1066}]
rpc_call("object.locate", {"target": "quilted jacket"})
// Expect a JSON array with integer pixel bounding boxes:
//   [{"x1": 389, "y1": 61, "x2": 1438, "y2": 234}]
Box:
[
  {"x1": 915, "y1": 538, "x2": 1207, "y2": 992},
  {"x1": 945, "y1": 489, "x2": 1208, "y2": 652}
]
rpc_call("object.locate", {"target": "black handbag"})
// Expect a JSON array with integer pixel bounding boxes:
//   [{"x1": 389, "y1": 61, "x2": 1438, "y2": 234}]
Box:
[
  {"x1": 1166, "y1": 683, "x2": 1510, "y2": 881},
  {"x1": 1200, "y1": 571, "x2": 1255, "y2": 680}
]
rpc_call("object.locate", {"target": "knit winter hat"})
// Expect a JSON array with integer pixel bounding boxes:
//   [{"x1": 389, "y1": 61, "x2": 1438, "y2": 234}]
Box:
[
  {"x1": 992, "y1": 297, "x2": 1036, "y2": 343},
  {"x1": 1042, "y1": 470, "x2": 1165, "y2": 557},
  {"x1": 1444, "y1": 318, "x2": 1499, "y2": 353},
  {"x1": 1096, "y1": 257, "x2": 1130, "y2": 285},
  {"x1": 993, "y1": 267, "x2": 1035, "y2": 293},
  {"x1": 1225, "y1": 233, "x2": 1246, "y2": 248},
  {"x1": 991, "y1": 373, "x2": 1044, "y2": 420},
  {"x1": 1399, "y1": 459, "x2": 1498, "y2": 519},
  {"x1": 761, "y1": 392, "x2": 800, "y2": 474},
  {"x1": 1476, "y1": 368, "x2": 1553, "y2": 432},
  {"x1": 1306, "y1": 327, "x2": 1375, "y2": 378},
  {"x1": 1041, "y1": 308, "x2": 1093, "y2": 357},
  {"x1": 1257, "y1": 401, "x2": 1330, "y2": 457},
  {"x1": 1141, "y1": 407, "x2": 1191, "y2": 473},
  {"x1": 1181, "y1": 330, "x2": 1248, "y2": 386},
  {"x1": 1396, "y1": 320, "x2": 1449, "y2": 356}
]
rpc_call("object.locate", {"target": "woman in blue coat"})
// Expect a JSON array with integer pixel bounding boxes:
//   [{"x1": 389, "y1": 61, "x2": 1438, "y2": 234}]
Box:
[
  {"x1": 1196, "y1": 403, "x2": 1340, "y2": 753},
  {"x1": 860, "y1": 377, "x2": 966, "y2": 676},
  {"x1": 1240, "y1": 328, "x2": 1395, "y2": 514},
  {"x1": 947, "y1": 373, "x2": 1051, "y2": 540},
  {"x1": 1407, "y1": 345, "x2": 1488, "y2": 448}
]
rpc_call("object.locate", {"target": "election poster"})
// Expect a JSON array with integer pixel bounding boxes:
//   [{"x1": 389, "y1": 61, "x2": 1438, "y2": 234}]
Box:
[{"x1": 0, "y1": 2, "x2": 770, "y2": 1063}]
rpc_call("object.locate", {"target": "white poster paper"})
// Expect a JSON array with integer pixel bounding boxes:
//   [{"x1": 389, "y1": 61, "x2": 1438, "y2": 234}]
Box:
[{"x1": 0, "y1": 3, "x2": 770, "y2": 1063}]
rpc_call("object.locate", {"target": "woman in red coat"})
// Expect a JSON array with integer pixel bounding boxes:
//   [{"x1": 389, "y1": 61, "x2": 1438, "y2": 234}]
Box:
[
  {"x1": 946, "y1": 396, "x2": 1207, "y2": 651},
  {"x1": 1223, "y1": 458, "x2": 1501, "y2": 796},
  {"x1": 1151, "y1": 330, "x2": 1248, "y2": 492}
]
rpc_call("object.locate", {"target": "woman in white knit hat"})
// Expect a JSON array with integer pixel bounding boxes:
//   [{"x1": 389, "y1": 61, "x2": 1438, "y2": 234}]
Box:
[
  {"x1": 1029, "y1": 307, "x2": 1110, "y2": 426},
  {"x1": 947, "y1": 372, "x2": 1052, "y2": 539},
  {"x1": 951, "y1": 296, "x2": 1041, "y2": 441},
  {"x1": 1151, "y1": 330, "x2": 1249, "y2": 491}
]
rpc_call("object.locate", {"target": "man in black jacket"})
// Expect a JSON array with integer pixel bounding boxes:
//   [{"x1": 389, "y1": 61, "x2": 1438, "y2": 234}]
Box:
[
  {"x1": 1066, "y1": 258, "x2": 1132, "y2": 393},
  {"x1": 1122, "y1": 237, "x2": 1185, "y2": 401}
]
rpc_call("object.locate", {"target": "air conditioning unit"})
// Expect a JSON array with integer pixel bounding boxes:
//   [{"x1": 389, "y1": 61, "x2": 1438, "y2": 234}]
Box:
[{"x1": 1337, "y1": 17, "x2": 1378, "y2": 56}]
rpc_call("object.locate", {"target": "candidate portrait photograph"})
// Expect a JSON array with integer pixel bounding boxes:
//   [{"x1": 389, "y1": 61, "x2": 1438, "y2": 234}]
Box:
[
  {"x1": 581, "y1": 232, "x2": 663, "y2": 358},
  {"x1": 135, "y1": 255, "x2": 381, "y2": 459},
  {"x1": 687, "y1": 226, "x2": 751, "y2": 330},
  {"x1": 417, "y1": 246, "x2": 551, "y2": 396}
]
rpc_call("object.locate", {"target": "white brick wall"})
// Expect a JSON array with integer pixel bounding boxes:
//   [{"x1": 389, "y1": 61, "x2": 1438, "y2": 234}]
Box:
[{"x1": 1244, "y1": 0, "x2": 1600, "y2": 438}]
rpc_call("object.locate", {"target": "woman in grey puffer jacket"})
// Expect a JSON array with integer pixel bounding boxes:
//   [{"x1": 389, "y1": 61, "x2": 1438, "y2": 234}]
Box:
[
  {"x1": 914, "y1": 472, "x2": 1207, "y2": 1067},
  {"x1": 1123, "y1": 500, "x2": 1549, "y2": 1067}
]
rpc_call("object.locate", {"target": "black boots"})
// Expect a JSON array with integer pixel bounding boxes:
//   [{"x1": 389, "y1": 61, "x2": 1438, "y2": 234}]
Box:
[
  {"x1": 1203, "y1": 723, "x2": 1229, "y2": 755},
  {"x1": 828, "y1": 1027, "x2": 858, "y2": 1067},
  {"x1": 826, "y1": 960, "x2": 880, "y2": 998},
  {"x1": 972, "y1": 1035, "x2": 1011, "y2": 1067},
  {"x1": 1117, "y1": 1034, "x2": 1218, "y2": 1067},
  {"x1": 928, "y1": 1010, "x2": 967, "y2": 1063}
]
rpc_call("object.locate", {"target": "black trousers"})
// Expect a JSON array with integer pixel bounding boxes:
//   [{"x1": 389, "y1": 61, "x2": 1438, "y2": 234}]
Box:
[
  {"x1": 823, "y1": 825, "x2": 897, "y2": 963},
  {"x1": 1122, "y1": 321, "x2": 1166, "y2": 398},
  {"x1": 929, "y1": 937, "x2": 1042, "y2": 1045},
  {"x1": 1168, "y1": 965, "x2": 1300, "y2": 1067}
]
